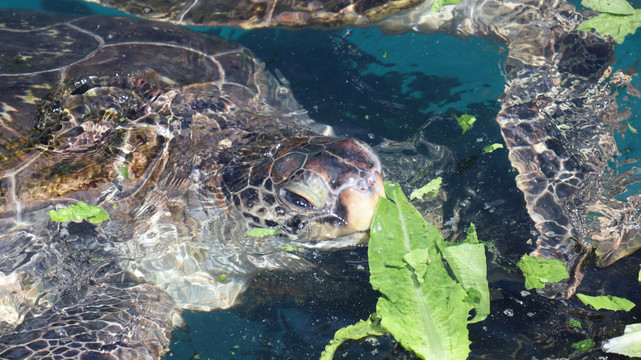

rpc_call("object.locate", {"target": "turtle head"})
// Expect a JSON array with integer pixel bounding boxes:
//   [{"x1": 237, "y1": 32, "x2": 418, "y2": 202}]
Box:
[{"x1": 221, "y1": 136, "x2": 385, "y2": 245}]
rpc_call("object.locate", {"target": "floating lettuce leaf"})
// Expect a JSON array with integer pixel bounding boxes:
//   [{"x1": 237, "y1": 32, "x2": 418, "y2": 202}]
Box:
[
  {"x1": 409, "y1": 177, "x2": 442, "y2": 201},
  {"x1": 246, "y1": 228, "x2": 279, "y2": 237},
  {"x1": 582, "y1": 0, "x2": 635, "y2": 15},
  {"x1": 368, "y1": 182, "x2": 487, "y2": 359},
  {"x1": 576, "y1": 294, "x2": 636, "y2": 311},
  {"x1": 482, "y1": 143, "x2": 504, "y2": 153},
  {"x1": 602, "y1": 323, "x2": 641, "y2": 356},
  {"x1": 431, "y1": 0, "x2": 463, "y2": 12},
  {"x1": 49, "y1": 201, "x2": 109, "y2": 224},
  {"x1": 441, "y1": 223, "x2": 489, "y2": 323},
  {"x1": 280, "y1": 243, "x2": 303, "y2": 252},
  {"x1": 571, "y1": 339, "x2": 595, "y2": 352},
  {"x1": 455, "y1": 114, "x2": 477, "y2": 134},
  {"x1": 517, "y1": 254, "x2": 569, "y2": 289},
  {"x1": 320, "y1": 315, "x2": 387, "y2": 360},
  {"x1": 322, "y1": 183, "x2": 488, "y2": 360},
  {"x1": 576, "y1": 9, "x2": 641, "y2": 43},
  {"x1": 569, "y1": 320, "x2": 583, "y2": 329},
  {"x1": 117, "y1": 165, "x2": 129, "y2": 179}
]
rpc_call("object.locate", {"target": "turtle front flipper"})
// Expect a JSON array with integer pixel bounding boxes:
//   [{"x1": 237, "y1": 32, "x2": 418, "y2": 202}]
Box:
[
  {"x1": 591, "y1": 197, "x2": 641, "y2": 267},
  {"x1": 0, "y1": 263, "x2": 181, "y2": 360}
]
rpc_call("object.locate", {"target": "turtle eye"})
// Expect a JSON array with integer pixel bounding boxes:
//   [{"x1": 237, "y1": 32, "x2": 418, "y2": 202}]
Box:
[{"x1": 280, "y1": 188, "x2": 312, "y2": 209}]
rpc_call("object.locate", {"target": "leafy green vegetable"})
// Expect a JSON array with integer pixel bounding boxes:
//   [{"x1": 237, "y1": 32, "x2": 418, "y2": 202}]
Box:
[
  {"x1": 582, "y1": 0, "x2": 635, "y2": 15},
  {"x1": 482, "y1": 143, "x2": 504, "y2": 153},
  {"x1": 603, "y1": 323, "x2": 641, "y2": 357},
  {"x1": 517, "y1": 254, "x2": 569, "y2": 289},
  {"x1": 571, "y1": 339, "x2": 595, "y2": 352},
  {"x1": 322, "y1": 183, "x2": 488, "y2": 360},
  {"x1": 464, "y1": 223, "x2": 479, "y2": 244},
  {"x1": 320, "y1": 315, "x2": 387, "y2": 360},
  {"x1": 431, "y1": 0, "x2": 462, "y2": 12},
  {"x1": 367, "y1": 182, "x2": 488, "y2": 359},
  {"x1": 441, "y1": 223, "x2": 489, "y2": 323},
  {"x1": 455, "y1": 114, "x2": 477, "y2": 134},
  {"x1": 246, "y1": 228, "x2": 279, "y2": 237},
  {"x1": 49, "y1": 201, "x2": 110, "y2": 224},
  {"x1": 629, "y1": 123, "x2": 639, "y2": 134},
  {"x1": 217, "y1": 275, "x2": 228, "y2": 281},
  {"x1": 576, "y1": 294, "x2": 636, "y2": 311},
  {"x1": 117, "y1": 165, "x2": 129, "y2": 179},
  {"x1": 281, "y1": 243, "x2": 303, "y2": 252},
  {"x1": 91, "y1": 257, "x2": 103, "y2": 262},
  {"x1": 638, "y1": 264, "x2": 641, "y2": 282},
  {"x1": 409, "y1": 177, "x2": 442, "y2": 201},
  {"x1": 576, "y1": 9, "x2": 641, "y2": 43},
  {"x1": 569, "y1": 320, "x2": 582, "y2": 329}
]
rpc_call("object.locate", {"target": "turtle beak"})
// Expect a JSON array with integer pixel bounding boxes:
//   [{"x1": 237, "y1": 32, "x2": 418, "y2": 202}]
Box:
[{"x1": 339, "y1": 170, "x2": 386, "y2": 233}]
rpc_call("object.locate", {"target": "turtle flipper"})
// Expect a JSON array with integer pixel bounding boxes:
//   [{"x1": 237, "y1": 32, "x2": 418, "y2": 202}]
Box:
[
  {"x1": 0, "y1": 267, "x2": 181, "y2": 360},
  {"x1": 592, "y1": 197, "x2": 641, "y2": 267}
]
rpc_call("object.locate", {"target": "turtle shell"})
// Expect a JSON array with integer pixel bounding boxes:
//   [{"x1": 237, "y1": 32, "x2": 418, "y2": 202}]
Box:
[{"x1": 85, "y1": 0, "x2": 424, "y2": 28}]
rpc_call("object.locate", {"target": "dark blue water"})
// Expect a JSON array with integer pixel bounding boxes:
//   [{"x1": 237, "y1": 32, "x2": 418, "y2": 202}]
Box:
[{"x1": 2, "y1": 1, "x2": 641, "y2": 359}]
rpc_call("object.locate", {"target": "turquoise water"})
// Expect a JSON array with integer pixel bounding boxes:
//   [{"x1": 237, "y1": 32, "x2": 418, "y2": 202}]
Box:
[{"x1": 2, "y1": 1, "x2": 641, "y2": 359}]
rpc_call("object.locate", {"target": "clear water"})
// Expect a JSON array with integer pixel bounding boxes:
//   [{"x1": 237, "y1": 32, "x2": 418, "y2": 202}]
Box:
[{"x1": 2, "y1": 1, "x2": 641, "y2": 359}]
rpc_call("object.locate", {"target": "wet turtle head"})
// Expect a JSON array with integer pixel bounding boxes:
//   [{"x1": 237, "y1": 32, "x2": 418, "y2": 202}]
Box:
[{"x1": 219, "y1": 135, "x2": 385, "y2": 245}]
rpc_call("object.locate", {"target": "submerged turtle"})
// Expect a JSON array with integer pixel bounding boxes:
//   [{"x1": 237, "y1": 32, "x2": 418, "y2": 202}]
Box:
[
  {"x1": 83, "y1": 0, "x2": 641, "y2": 298},
  {"x1": 0, "y1": 10, "x2": 387, "y2": 358}
]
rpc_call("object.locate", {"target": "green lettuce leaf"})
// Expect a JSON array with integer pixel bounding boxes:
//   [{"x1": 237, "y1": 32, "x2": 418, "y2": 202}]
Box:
[
  {"x1": 49, "y1": 201, "x2": 109, "y2": 224},
  {"x1": 576, "y1": 10, "x2": 641, "y2": 43},
  {"x1": 117, "y1": 165, "x2": 129, "y2": 179},
  {"x1": 576, "y1": 294, "x2": 636, "y2": 311},
  {"x1": 431, "y1": 0, "x2": 463, "y2": 12},
  {"x1": 441, "y1": 224, "x2": 489, "y2": 323},
  {"x1": 482, "y1": 143, "x2": 504, "y2": 153},
  {"x1": 409, "y1": 177, "x2": 442, "y2": 201},
  {"x1": 368, "y1": 182, "x2": 482, "y2": 359},
  {"x1": 582, "y1": 0, "x2": 635, "y2": 15},
  {"x1": 280, "y1": 243, "x2": 303, "y2": 252},
  {"x1": 571, "y1": 339, "x2": 595, "y2": 352},
  {"x1": 246, "y1": 228, "x2": 279, "y2": 237},
  {"x1": 454, "y1": 114, "x2": 476, "y2": 134},
  {"x1": 569, "y1": 320, "x2": 582, "y2": 329},
  {"x1": 320, "y1": 315, "x2": 387, "y2": 360},
  {"x1": 602, "y1": 323, "x2": 641, "y2": 356},
  {"x1": 517, "y1": 254, "x2": 569, "y2": 289}
]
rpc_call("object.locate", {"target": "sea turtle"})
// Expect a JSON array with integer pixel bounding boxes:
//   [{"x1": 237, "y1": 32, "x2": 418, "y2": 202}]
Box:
[
  {"x1": 81, "y1": 0, "x2": 641, "y2": 298},
  {"x1": 0, "y1": 10, "x2": 388, "y2": 358},
  {"x1": 1, "y1": 0, "x2": 640, "y2": 359}
]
